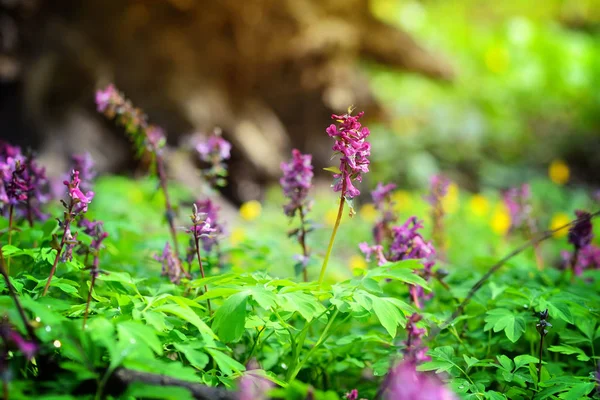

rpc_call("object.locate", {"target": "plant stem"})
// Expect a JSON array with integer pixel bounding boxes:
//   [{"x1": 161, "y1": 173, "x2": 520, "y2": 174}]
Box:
[
  {"x1": 156, "y1": 156, "x2": 187, "y2": 278},
  {"x1": 536, "y1": 335, "x2": 544, "y2": 391},
  {"x1": 83, "y1": 273, "x2": 96, "y2": 329},
  {"x1": 298, "y1": 206, "x2": 309, "y2": 282},
  {"x1": 42, "y1": 245, "x2": 64, "y2": 296},
  {"x1": 318, "y1": 181, "x2": 347, "y2": 287},
  {"x1": 194, "y1": 237, "x2": 212, "y2": 316},
  {"x1": 287, "y1": 309, "x2": 340, "y2": 382},
  {"x1": 0, "y1": 246, "x2": 36, "y2": 341},
  {"x1": 7, "y1": 205, "x2": 13, "y2": 273}
]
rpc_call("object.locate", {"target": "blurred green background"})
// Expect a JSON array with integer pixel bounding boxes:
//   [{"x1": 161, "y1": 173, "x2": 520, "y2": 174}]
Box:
[{"x1": 366, "y1": 0, "x2": 600, "y2": 190}]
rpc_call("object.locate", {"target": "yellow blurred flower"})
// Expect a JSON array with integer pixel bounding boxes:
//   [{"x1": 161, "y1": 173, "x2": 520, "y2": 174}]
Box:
[
  {"x1": 325, "y1": 208, "x2": 344, "y2": 226},
  {"x1": 360, "y1": 203, "x2": 378, "y2": 223},
  {"x1": 549, "y1": 212, "x2": 570, "y2": 238},
  {"x1": 239, "y1": 200, "x2": 262, "y2": 221},
  {"x1": 469, "y1": 194, "x2": 490, "y2": 217},
  {"x1": 349, "y1": 255, "x2": 367, "y2": 272},
  {"x1": 548, "y1": 160, "x2": 570, "y2": 185},
  {"x1": 230, "y1": 227, "x2": 246, "y2": 245},
  {"x1": 491, "y1": 204, "x2": 511, "y2": 235},
  {"x1": 485, "y1": 46, "x2": 510, "y2": 74},
  {"x1": 392, "y1": 190, "x2": 413, "y2": 211},
  {"x1": 442, "y1": 183, "x2": 460, "y2": 214}
]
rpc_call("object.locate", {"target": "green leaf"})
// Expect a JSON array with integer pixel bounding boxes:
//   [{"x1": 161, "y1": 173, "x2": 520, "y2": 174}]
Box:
[
  {"x1": 205, "y1": 348, "x2": 245, "y2": 376},
  {"x1": 547, "y1": 345, "x2": 590, "y2": 361},
  {"x1": 323, "y1": 166, "x2": 341, "y2": 174},
  {"x1": 174, "y1": 343, "x2": 210, "y2": 370},
  {"x1": 496, "y1": 355, "x2": 514, "y2": 372},
  {"x1": 118, "y1": 321, "x2": 163, "y2": 356},
  {"x1": 125, "y1": 383, "x2": 194, "y2": 400},
  {"x1": 513, "y1": 355, "x2": 539, "y2": 370},
  {"x1": 546, "y1": 301, "x2": 573, "y2": 324},
  {"x1": 211, "y1": 291, "x2": 249, "y2": 343},
  {"x1": 153, "y1": 303, "x2": 217, "y2": 343},
  {"x1": 484, "y1": 308, "x2": 525, "y2": 343},
  {"x1": 463, "y1": 354, "x2": 479, "y2": 369},
  {"x1": 368, "y1": 295, "x2": 404, "y2": 338}
]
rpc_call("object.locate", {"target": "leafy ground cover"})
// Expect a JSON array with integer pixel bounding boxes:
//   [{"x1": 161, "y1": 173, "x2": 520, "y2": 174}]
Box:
[{"x1": 1, "y1": 86, "x2": 599, "y2": 399}]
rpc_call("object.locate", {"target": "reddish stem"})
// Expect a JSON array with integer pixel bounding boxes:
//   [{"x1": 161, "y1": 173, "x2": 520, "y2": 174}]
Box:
[{"x1": 298, "y1": 206, "x2": 310, "y2": 282}]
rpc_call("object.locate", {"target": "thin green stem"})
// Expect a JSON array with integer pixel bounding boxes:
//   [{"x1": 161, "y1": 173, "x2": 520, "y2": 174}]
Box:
[
  {"x1": 287, "y1": 309, "x2": 340, "y2": 382},
  {"x1": 83, "y1": 273, "x2": 96, "y2": 329},
  {"x1": 318, "y1": 183, "x2": 346, "y2": 287},
  {"x1": 194, "y1": 236, "x2": 212, "y2": 316}
]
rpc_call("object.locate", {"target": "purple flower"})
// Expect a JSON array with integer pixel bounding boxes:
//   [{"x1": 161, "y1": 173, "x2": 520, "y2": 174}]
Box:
[
  {"x1": 64, "y1": 170, "x2": 94, "y2": 214},
  {"x1": 382, "y1": 361, "x2": 457, "y2": 400},
  {"x1": 326, "y1": 110, "x2": 371, "y2": 199},
  {"x1": 71, "y1": 153, "x2": 96, "y2": 193},
  {"x1": 196, "y1": 130, "x2": 232, "y2": 163},
  {"x1": 568, "y1": 210, "x2": 593, "y2": 250},
  {"x1": 280, "y1": 149, "x2": 314, "y2": 217},
  {"x1": 503, "y1": 184, "x2": 533, "y2": 232},
  {"x1": 372, "y1": 183, "x2": 396, "y2": 209},
  {"x1": 562, "y1": 245, "x2": 600, "y2": 275},
  {"x1": 345, "y1": 389, "x2": 359, "y2": 400},
  {"x1": 8, "y1": 330, "x2": 38, "y2": 360},
  {"x1": 389, "y1": 217, "x2": 436, "y2": 264},
  {"x1": 194, "y1": 129, "x2": 232, "y2": 187},
  {"x1": 194, "y1": 199, "x2": 224, "y2": 253},
  {"x1": 359, "y1": 242, "x2": 388, "y2": 266},
  {"x1": 187, "y1": 203, "x2": 217, "y2": 241},
  {"x1": 238, "y1": 361, "x2": 272, "y2": 400},
  {"x1": 403, "y1": 313, "x2": 430, "y2": 363},
  {"x1": 95, "y1": 84, "x2": 118, "y2": 113},
  {"x1": 424, "y1": 175, "x2": 450, "y2": 207},
  {"x1": 154, "y1": 242, "x2": 181, "y2": 284}
]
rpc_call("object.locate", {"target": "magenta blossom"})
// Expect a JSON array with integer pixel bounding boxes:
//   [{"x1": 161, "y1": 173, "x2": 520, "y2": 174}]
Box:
[
  {"x1": 194, "y1": 199, "x2": 224, "y2": 253},
  {"x1": 371, "y1": 182, "x2": 398, "y2": 245},
  {"x1": 568, "y1": 210, "x2": 593, "y2": 250},
  {"x1": 64, "y1": 170, "x2": 94, "y2": 213},
  {"x1": 280, "y1": 149, "x2": 314, "y2": 217},
  {"x1": 359, "y1": 242, "x2": 388, "y2": 266},
  {"x1": 345, "y1": 389, "x2": 359, "y2": 400},
  {"x1": 381, "y1": 361, "x2": 457, "y2": 400},
  {"x1": 95, "y1": 84, "x2": 119, "y2": 113},
  {"x1": 326, "y1": 110, "x2": 371, "y2": 199},
  {"x1": 403, "y1": 313, "x2": 430, "y2": 363},
  {"x1": 238, "y1": 360, "x2": 273, "y2": 400},
  {"x1": 194, "y1": 129, "x2": 232, "y2": 187}
]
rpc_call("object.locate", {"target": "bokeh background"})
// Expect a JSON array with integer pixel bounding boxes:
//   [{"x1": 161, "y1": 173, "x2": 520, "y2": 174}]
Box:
[{"x1": 1, "y1": 0, "x2": 599, "y2": 202}]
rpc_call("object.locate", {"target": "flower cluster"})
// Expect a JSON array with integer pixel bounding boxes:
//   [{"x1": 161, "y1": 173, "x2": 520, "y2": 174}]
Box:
[
  {"x1": 562, "y1": 210, "x2": 599, "y2": 275},
  {"x1": 380, "y1": 361, "x2": 457, "y2": 400},
  {"x1": 503, "y1": 184, "x2": 534, "y2": 233},
  {"x1": 326, "y1": 110, "x2": 371, "y2": 199},
  {"x1": 0, "y1": 142, "x2": 49, "y2": 223},
  {"x1": 238, "y1": 360, "x2": 273, "y2": 400},
  {"x1": 193, "y1": 199, "x2": 223, "y2": 254},
  {"x1": 403, "y1": 313, "x2": 431, "y2": 363},
  {"x1": 95, "y1": 84, "x2": 166, "y2": 158},
  {"x1": 187, "y1": 203, "x2": 217, "y2": 242},
  {"x1": 79, "y1": 218, "x2": 109, "y2": 274},
  {"x1": 194, "y1": 129, "x2": 232, "y2": 188},
  {"x1": 280, "y1": 149, "x2": 313, "y2": 218},
  {"x1": 371, "y1": 182, "x2": 397, "y2": 245},
  {"x1": 154, "y1": 242, "x2": 181, "y2": 284},
  {"x1": 43, "y1": 169, "x2": 94, "y2": 296},
  {"x1": 361, "y1": 216, "x2": 436, "y2": 307}
]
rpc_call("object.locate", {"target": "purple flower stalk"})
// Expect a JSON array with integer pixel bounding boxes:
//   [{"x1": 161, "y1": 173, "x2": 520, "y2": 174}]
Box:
[
  {"x1": 195, "y1": 129, "x2": 232, "y2": 188},
  {"x1": 361, "y1": 217, "x2": 436, "y2": 308},
  {"x1": 380, "y1": 361, "x2": 457, "y2": 400},
  {"x1": 238, "y1": 361, "x2": 273, "y2": 400},
  {"x1": 194, "y1": 199, "x2": 224, "y2": 254},
  {"x1": 319, "y1": 109, "x2": 371, "y2": 286},
  {"x1": 326, "y1": 110, "x2": 371, "y2": 200},
  {"x1": 42, "y1": 169, "x2": 94, "y2": 296},
  {"x1": 281, "y1": 149, "x2": 314, "y2": 281},
  {"x1": 154, "y1": 242, "x2": 181, "y2": 284},
  {"x1": 0, "y1": 320, "x2": 38, "y2": 361},
  {"x1": 563, "y1": 210, "x2": 598, "y2": 276},
  {"x1": 403, "y1": 313, "x2": 430, "y2": 364},
  {"x1": 187, "y1": 203, "x2": 215, "y2": 314},
  {"x1": 96, "y1": 84, "x2": 186, "y2": 277},
  {"x1": 345, "y1": 389, "x2": 359, "y2": 400},
  {"x1": 425, "y1": 175, "x2": 450, "y2": 250},
  {"x1": 371, "y1": 182, "x2": 397, "y2": 245}
]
